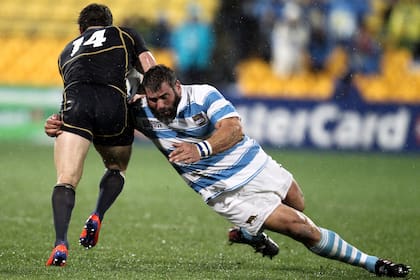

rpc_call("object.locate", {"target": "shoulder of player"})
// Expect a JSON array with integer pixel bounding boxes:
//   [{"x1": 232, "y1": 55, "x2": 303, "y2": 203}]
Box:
[
  {"x1": 114, "y1": 26, "x2": 139, "y2": 37},
  {"x1": 182, "y1": 84, "x2": 223, "y2": 106},
  {"x1": 182, "y1": 84, "x2": 218, "y2": 96}
]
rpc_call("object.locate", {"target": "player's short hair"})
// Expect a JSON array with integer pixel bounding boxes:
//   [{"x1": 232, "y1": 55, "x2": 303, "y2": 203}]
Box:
[
  {"x1": 143, "y1": 65, "x2": 178, "y2": 92},
  {"x1": 78, "y1": 3, "x2": 113, "y2": 33}
]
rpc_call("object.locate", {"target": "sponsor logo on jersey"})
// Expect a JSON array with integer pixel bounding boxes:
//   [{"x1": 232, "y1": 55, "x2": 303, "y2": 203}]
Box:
[{"x1": 192, "y1": 112, "x2": 206, "y2": 126}]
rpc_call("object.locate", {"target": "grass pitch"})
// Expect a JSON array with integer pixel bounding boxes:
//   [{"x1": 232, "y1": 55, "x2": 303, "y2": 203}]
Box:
[{"x1": 0, "y1": 141, "x2": 418, "y2": 279}]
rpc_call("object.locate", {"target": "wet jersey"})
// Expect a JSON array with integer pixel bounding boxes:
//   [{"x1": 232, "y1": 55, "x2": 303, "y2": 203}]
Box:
[
  {"x1": 58, "y1": 26, "x2": 148, "y2": 91},
  {"x1": 57, "y1": 26, "x2": 147, "y2": 144},
  {"x1": 132, "y1": 85, "x2": 270, "y2": 202}
]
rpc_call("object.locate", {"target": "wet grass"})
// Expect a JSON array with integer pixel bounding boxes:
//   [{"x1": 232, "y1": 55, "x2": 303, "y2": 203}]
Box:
[{"x1": 0, "y1": 142, "x2": 418, "y2": 279}]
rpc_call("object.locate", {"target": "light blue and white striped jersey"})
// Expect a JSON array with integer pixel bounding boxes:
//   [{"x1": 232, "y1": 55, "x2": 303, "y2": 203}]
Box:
[{"x1": 134, "y1": 84, "x2": 270, "y2": 202}]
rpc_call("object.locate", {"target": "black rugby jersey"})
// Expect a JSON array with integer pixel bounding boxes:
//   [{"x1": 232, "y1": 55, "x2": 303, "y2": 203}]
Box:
[{"x1": 58, "y1": 26, "x2": 148, "y2": 91}]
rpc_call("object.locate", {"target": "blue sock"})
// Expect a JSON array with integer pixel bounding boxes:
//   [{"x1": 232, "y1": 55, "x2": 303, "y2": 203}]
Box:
[
  {"x1": 309, "y1": 228, "x2": 378, "y2": 272},
  {"x1": 240, "y1": 227, "x2": 264, "y2": 242}
]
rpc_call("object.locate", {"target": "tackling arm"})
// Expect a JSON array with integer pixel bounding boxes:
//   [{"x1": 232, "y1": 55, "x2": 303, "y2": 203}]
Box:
[
  {"x1": 206, "y1": 117, "x2": 244, "y2": 154},
  {"x1": 139, "y1": 51, "x2": 157, "y2": 73},
  {"x1": 127, "y1": 51, "x2": 157, "y2": 102},
  {"x1": 169, "y1": 117, "x2": 244, "y2": 164}
]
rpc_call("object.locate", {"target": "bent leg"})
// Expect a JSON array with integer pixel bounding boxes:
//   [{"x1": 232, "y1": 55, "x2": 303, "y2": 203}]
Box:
[
  {"x1": 283, "y1": 179, "x2": 305, "y2": 212},
  {"x1": 309, "y1": 227, "x2": 378, "y2": 273},
  {"x1": 264, "y1": 203, "x2": 319, "y2": 245},
  {"x1": 79, "y1": 167, "x2": 126, "y2": 248},
  {"x1": 90, "y1": 145, "x2": 132, "y2": 220},
  {"x1": 94, "y1": 169, "x2": 126, "y2": 220},
  {"x1": 95, "y1": 144, "x2": 132, "y2": 171},
  {"x1": 78, "y1": 145, "x2": 132, "y2": 248},
  {"x1": 264, "y1": 204, "x2": 379, "y2": 273}
]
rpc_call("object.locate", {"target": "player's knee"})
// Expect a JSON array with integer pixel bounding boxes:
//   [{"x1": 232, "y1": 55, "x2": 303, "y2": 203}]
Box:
[
  {"x1": 104, "y1": 161, "x2": 129, "y2": 171},
  {"x1": 54, "y1": 183, "x2": 76, "y2": 191},
  {"x1": 96, "y1": 145, "x2": 131, "y2": 171},
  {"x1": 100, "y1": 169, "x2": 125, "y2": 186},
  {"x1": 57, "y1": 174, "x2": 80, "y2": 189},
  {"x1": 103, "y1": 168, "x2": 125, "y2": 178}
]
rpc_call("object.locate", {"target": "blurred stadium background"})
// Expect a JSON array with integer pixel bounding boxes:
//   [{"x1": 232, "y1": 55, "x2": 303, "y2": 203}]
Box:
[{"x1": 0, "y1": 0, "x2": 419, "y2": 152}]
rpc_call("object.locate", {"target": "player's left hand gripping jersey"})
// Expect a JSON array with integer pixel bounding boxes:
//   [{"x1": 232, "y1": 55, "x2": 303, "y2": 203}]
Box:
[
  {"x1": 132, "y1": 84, "x2": 270, "y2": 202},
  {"x1": 58, "y1": 26, "x2": 148, "y2": 91}
]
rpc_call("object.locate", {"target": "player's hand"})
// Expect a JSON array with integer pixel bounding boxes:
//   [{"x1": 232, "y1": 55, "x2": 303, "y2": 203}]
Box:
[
  {"x1": 169, "y1": 142, "x2": 201, "y2": 164},
  {"x1": 128, "y1": 93, "x2": 145, "y2": 104},
  {"x1": 44, "y1": 114, "x2": 63, "y2": 137}
]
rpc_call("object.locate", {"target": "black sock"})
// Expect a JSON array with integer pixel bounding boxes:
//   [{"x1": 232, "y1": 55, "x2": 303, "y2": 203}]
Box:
[
  {"x1": 94, "y1": 169, "x2": 125, "y2": 221},
  {"x1": 51, "y1": 184, "x2": 75, "y2": 247}
]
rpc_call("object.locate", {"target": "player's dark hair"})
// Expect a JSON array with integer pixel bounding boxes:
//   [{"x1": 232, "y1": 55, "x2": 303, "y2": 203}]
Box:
[
  {"x1": 143, "y1": 65, "x2": 178, "y2": 92},
  {"x1": 78, "y1": 3, "x2": 113, "y2": 33}
]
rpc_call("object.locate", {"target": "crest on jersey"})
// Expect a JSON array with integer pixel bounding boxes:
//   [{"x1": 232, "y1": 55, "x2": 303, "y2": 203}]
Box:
[{"x1": 192, "y1": 112, "x2": 206, "y2": 126}]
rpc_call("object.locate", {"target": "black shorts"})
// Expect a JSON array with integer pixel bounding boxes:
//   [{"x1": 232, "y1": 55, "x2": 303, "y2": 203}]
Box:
[{"x1": 60, "y1": 83, "x2": 134, "y2": 146}]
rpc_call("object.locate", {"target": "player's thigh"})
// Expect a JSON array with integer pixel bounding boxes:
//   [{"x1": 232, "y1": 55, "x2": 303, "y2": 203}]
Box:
[
  {"x1": 94, "y1": 144, "x2": 132, "y2": 171},
  {"x1": 209, "y1": 185, "x2": 282, "y2": 236},
  {"x1": 209, "y1": 160, "x2": 294, "y2": 235},
  {"x1": 54, "y1": 131, "x2": 91, "y2": 187},
  {"x1": 283, "y1": 179, "x2": 305, "y2": 211}
]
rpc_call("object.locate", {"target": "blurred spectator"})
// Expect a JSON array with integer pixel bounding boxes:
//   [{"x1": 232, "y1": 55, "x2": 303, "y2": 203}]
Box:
[
  {"x1": 210, "y1": 0, "x2": 242, "y2": 85},
  {"x1": 170, "y1": 3, "x2": 215, "y2": 84},
  {"x1": 326, "y1": 0, "x2": 370, "y2": 46},
  {"x1": 211, "y1": 0, "x2": 275, "y2": 86},
  {"x1": 253, "y1": 0, "x2": 284, "y2": 61},
  {"x1": 306, "y1": 0, "x2": 332, "y2": 72},
  {"x1": 234, "y1": 0, "x2": 263, "y2": 60},
  {"x1": 386, "y1": 0, "x2": 420, "y2": 52},
  {"x1": 271, "y1": 1, "x2": 309, "y2": 76},
  {"x1": 150, "y1": 13, "x2": 171, "y2": 49},
  {"x1": 348, "y1": 20, "x2": 381, "y2": 74}
]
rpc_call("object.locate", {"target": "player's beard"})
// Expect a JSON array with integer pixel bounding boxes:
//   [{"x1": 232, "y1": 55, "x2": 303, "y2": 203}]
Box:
[{"x1": 151, "y1": 94, "x2": 181, "y2": 125}]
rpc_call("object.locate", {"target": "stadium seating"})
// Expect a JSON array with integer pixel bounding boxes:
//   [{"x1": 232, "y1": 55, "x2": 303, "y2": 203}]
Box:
[
  {"x1": 354, "y1": 48, "x2": 420, "y2": 103},
  {"x1": 235, "y1": 47, "x2": 344, "y2": 100},
  {"x1": 235, "y1": 48, "x2": 420, "y2": 104},
  {"x1": 234, "y1": 0, "x2": 420, "y2": 104},
  {"x1": 0, "y1": 0, "x2": 218, "y2": 37},
  {"x1": 0, "y1": 0, "x2": 419, "y2": 104},
  {"x1": 0, "y1": 0, "x2": 218, "y2": 86}
]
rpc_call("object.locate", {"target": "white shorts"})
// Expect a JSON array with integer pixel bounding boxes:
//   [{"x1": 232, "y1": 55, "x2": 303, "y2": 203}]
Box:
[{"x1": 207, "y1": 157, "x2": 293, "y2": 235}]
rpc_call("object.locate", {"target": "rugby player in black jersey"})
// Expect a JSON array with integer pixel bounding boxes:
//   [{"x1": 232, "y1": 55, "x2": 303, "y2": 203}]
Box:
[{"x1": 45, "y1": 3, "x2": 156, "y2": 266}]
